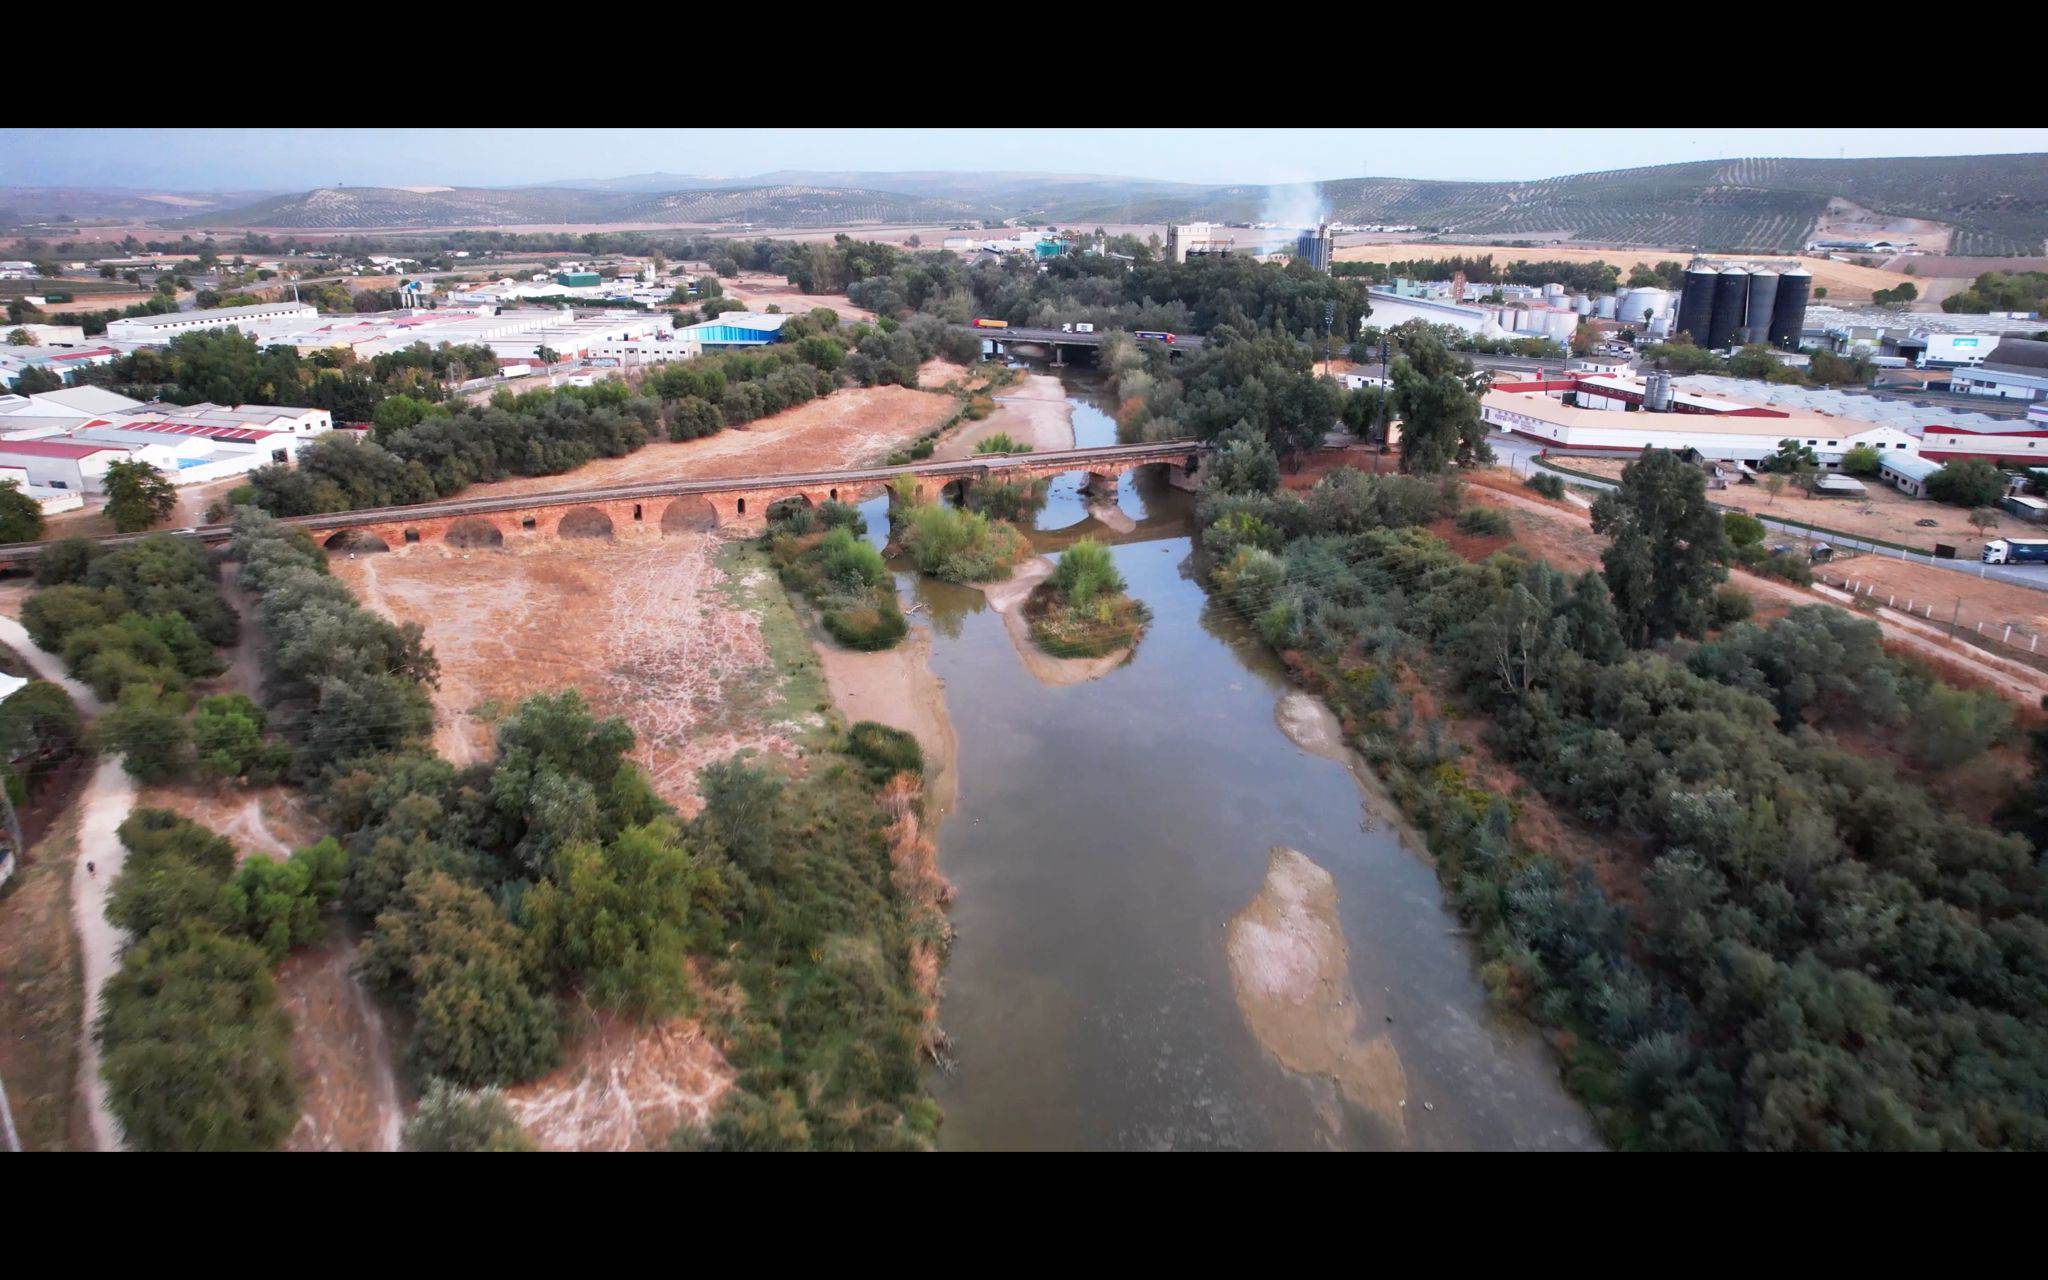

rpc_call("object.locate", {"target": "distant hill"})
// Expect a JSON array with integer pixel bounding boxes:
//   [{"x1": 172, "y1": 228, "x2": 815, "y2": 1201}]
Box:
[
  {"x1": 1036, "y1": 155, "x2": 2048, "y2": 255},
  {"x1": 19, "y1": 153, "x2": 2047, "y2": 255},
  {"x1": 0, "y1": 186, "x2": 284, "y2": 226},
  {"x1": 174, "y1": 184, "x2": 982, "y2": 230}
]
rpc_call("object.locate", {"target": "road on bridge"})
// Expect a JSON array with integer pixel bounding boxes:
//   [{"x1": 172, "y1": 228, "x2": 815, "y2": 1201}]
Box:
[
  {"x1": 0, "y1": 440, "x2": 1210, "y2": 564},
  {"x1": 955, "y1": 325, "x2": 1208, "y2": 352}
]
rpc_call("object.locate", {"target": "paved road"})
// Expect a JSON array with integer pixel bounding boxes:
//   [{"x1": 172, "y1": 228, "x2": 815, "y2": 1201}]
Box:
[
  {"x1": 958, "y1": 325, "x2": 1207, "y2": 352},
  {"x1": 1493, "y1": 434, "x2": 2048, "y2": 594}
]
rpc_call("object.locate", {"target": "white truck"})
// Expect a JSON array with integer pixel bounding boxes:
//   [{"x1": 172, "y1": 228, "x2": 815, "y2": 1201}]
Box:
[{"x1": 1982, "y1": 538, "x2": 2048, "y2": 565}]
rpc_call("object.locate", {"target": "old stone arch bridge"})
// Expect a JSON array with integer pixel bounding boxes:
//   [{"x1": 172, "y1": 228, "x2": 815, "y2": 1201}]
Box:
[
  {"x1": 0, "y1": 441, "x2": 1204, "y2": 563},
  {"x1": 303, "y1": 441, "x2": 1207, "y2": 552}
]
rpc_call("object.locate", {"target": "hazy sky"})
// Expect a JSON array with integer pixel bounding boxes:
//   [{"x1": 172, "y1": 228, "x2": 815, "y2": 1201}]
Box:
[{"x1": 5, "y1": 128, "x2": 2046, "y2": 190}]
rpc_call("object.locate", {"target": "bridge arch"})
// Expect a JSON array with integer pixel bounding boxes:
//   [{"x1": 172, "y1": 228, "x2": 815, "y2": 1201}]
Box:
[
  {"x1": 557, "y1": 506, "x2": 615, "y2": 539},
  {"x1": 324, "y1": 529, "x2": 389, "y2": 553},
  {"x1": 766, "y1": 494, "x2": 815, "y2": 524},
  {"x1": 445, "y1": 517, "x2": 504, "y2": 549},
  {"x1": 661, "y1": 495, "x2": 718, "y2": 534}
]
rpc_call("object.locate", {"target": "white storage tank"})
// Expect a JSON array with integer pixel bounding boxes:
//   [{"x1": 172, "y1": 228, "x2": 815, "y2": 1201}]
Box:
[
  {"x1": 1543, "y1": 310, "x2": 1577, "y2": 341},
  {"x1": 1619, "y1": 287, "x2": 1671, "y2": 326},
  {"x1": 1595, "y1": 294, "x2": 1618, "y2": 319}
]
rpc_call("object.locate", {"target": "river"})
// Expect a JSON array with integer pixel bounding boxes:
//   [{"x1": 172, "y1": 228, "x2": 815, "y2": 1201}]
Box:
[{"x1": 866, "y1": 372, "x2": 1597, "y2": 1150}]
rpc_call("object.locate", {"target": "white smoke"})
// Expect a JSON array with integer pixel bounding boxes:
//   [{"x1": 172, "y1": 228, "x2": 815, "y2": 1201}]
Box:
[{"x1": 1262, "y1": 180, "x2": 1328, "y2": 232}]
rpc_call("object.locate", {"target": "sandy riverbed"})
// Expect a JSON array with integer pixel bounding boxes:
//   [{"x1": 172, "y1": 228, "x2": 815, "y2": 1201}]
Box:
[
  {"x1": 814, "y1": 623, "x2": 959, "y2": 826},
  {"x1": 1226, "y1": 846, "x2": 1409, "y2": 1145},
  {"x1": 933, "y1": 373, "x2": 1076, "y2": 460}
]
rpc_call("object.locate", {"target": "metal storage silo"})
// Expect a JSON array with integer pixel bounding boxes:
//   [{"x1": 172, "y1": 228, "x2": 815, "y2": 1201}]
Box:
[
  {"x1": 1707, "y1": 266, "x2": 1749, "y2": 350},
  {"x1": 1769, "y1": 268, "x2": 1812, "y2": 349},
  {"x1": 1677, "y1": 262, "x2": 1717, "y2": 344},
  {"x1": 1596, "y1": 294, "x2": 1618, "y2": 319},
  {"x1": 1572, "y1": 294, "x2": 1592, "y2": 316},
  {"x1": 1743, "y1": 269, "x2": 1779, "y2": 347},
  {"x1": 1621, "y1": 286, "x2": 1671, "y2": 327}
]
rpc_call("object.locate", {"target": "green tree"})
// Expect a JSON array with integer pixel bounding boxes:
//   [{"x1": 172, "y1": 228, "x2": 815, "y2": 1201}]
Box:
[
  {"x1": 102, "y1": 458, "x2": 179, "y2": 533},
  {"x1": 0, "y1": 478, "x2": 44, "y2": 543},
  {"x1": 1390, "y1": 329, "x2": 1490, "y2": 474},
  {"x1": 96, "y1": 924, "x2": 299, "y2": 1151},
  {"x1": 1927, "y1": 459, "x2": 2007, "y2": 508},
  {"x1": 1591, "y1": 449, "x2": 1732, "y2": 647},
  {"x1": 1840, "y1": 444, "x2": 1883, "y2": 477}
]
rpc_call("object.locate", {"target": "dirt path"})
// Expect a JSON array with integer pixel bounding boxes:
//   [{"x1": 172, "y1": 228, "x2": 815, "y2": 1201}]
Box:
[
  {"x1": 69, "y1": 756, "x2": 136, "y2": 1152},
  {"x1": 0, "y1": 617, "x2": 103, "y2": 715}
]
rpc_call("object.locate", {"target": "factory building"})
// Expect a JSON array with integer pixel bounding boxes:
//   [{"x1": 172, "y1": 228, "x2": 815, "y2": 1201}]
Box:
[
  {"x1": 1165, "y1": 223, "x2": 1235, "y2": 264},
  {"x1": 104, "y1": 301, "x2": 317, "y2": 344},
  {"x1": 1294, "y1": 224, "x2": 1333, "y2": 273},
  {"x1": 1945, "y1": 338, "x2": 2048, "y2": 402},
  {"x1": 1481, "y1": 373, "x2": 1920, "y2": 466},
  {"x1": 672, "y1": 312, "x2": 790, "y2": 348}
]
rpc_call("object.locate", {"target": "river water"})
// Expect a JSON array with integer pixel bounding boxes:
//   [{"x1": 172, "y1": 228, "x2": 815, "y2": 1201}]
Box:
[{"x1": 868, "y1": 374, "x2": 1598, "y2": 1151}]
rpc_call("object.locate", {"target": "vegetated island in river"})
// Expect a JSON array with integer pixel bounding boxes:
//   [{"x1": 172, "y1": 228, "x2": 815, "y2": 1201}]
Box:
[{"x1": 1023, "y1": 538, "x2": 1150, "y2": 664}]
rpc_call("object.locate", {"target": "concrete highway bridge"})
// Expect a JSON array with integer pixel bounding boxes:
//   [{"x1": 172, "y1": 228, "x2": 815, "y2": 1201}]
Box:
[
  {"x1": 0, "y1": 440, "x2": 1210, "y2": 563},
  {"x1": 956, "y1": 325, "x2": 1208, "y2": 365}
]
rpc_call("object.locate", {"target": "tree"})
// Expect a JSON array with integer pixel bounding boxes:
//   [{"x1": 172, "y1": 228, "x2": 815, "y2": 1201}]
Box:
[
  {"x1": 1840, "y1": 444, "x2": 1883, "y2": 477},
  {"x1": 1760, "y1": 473, "x2": 1788, "y2": 507},
  {"x1": 1723, "y1": 511, "x2": 1766, "y2": 549},
  {"x1": 0, "y1": 478, "x2": 44, "y2": 544},
  {"x1": 1759, "y1": 439, "x2": 1819, "y2": 482},
  {"x1": 11, "y1": 365, "x2": 62, "y2": 394},
  {"x1": 1206, "y1": 420, "x2": 1280, "y2": 495},
  {"x1": 96, "y1": 924, "x2": 299, "y2": 1151},
  {"x1": 1927, "y1": 459, "x2": 2007, "y2": 508},
  {"x1": 1591, "y1": 449, "x2": 1732, "y2": 647},
  {"x1": 102, "y1": 458, "x2": 178, "y2": 533},
  {"x1": 1390, "y1": 329, "x2": 1490, "y2": 474},
  {"x1": 1969, "y1": 507, "x2": 2001, "y2": 537}
]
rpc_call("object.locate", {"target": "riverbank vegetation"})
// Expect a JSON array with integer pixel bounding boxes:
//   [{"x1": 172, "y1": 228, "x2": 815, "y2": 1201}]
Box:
[
  {"x1": 898, "y1": 503, "x2": 1027, "y2": 585},
  {"x1": 1027, "y1": 539, "x2": 1150, "y2": 659},
  {"x1": 1197, "y1": 433, "x2": 2048, "y2": 1149},
  {"x1": 767, "y1": 503, "x2": 907, "y2": 651},
  {"x1": 219, "y1": 508, "x2": 945, "y2": 1149}
]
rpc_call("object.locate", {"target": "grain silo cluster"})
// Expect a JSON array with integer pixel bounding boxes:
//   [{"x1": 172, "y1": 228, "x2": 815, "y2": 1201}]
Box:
[{"x1": 1675, "y1": 258, "x2": 1810, "y2": 351}]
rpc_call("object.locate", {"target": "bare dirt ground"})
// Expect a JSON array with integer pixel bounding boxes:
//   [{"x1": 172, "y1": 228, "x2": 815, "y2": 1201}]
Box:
[
  {"x1": 339, "y1": 536, "x2": 818, "y2": 804},
  {"x1": 40, "y1": 474, "x2": 255, "y2": 541},
  {"x1": 1334, "y1": 242, "x2": 1926, "y2": 303},
  {"x1": 69, "y1": 755, "x2": 135, "y2": 1151},
  {"x1": 720, "y1": 271, "x2": 874, "y2": 325},
  {"x1": 277, "y1": 924, "x2": 404, "y2": 1151},
  {"x1": 0, "y1": 805, "x2": 87, "y2": 1150},
  {"x1": 502, "y1": 1008, "x2": 732, "y2": 1150},
  {"x1": 429, "y1": 383, "x2": 957, "y2": 506},
  {"x1": 1226, "y1": 845, "x2": 1408, "y2": 1145},
  {"x1": 932, "y1": 373, "x2": 1075, "y2": 461},
  {"x1": 1815, "y1": 197, "x2": 1954, "y2": 254}
]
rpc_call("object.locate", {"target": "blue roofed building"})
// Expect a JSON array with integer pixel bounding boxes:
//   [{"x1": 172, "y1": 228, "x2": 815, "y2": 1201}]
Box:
[{"x1": 673, "y1": 311, "x2": 791, "y2": 348}]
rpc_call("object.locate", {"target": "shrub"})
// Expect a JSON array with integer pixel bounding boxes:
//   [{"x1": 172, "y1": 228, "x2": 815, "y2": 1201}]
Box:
[
  {"x1": 900, "y1": 504, "x2": 1025, "y2": 583},
  {"x1": 1456, "y1": 507, "x2": 1512, "y2": 537},
  {"x1": 1525, "y1": 471, "x2": 1566, "y2": 500},
  {"x1": 1709, "y1": 584, "x2": 1754, "y2": 625},
  {"x1": 402, "y1": 1081, "x2": 536, "y2": 1152},
  {"x1": 1048, "y1": 539, "x2": 1124, "y2": 610},
  {"x1": 973, "y1": 431, "x2": 1031, "y2": 455},
  {"x1": 1723, "y1": 512, "x2": 1766, "y2": 548},
  {"x1": 823, "y1": 601, "x2": 908, "y2": 651},
  {"x1": 846, "y1": 720, "x2": 924, "y2": 777}
]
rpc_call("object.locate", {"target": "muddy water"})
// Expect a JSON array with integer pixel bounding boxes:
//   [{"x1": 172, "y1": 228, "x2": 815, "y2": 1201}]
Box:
[{"x1": 882, "y1": 375, "x2": 1597, "y2": 1151}]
